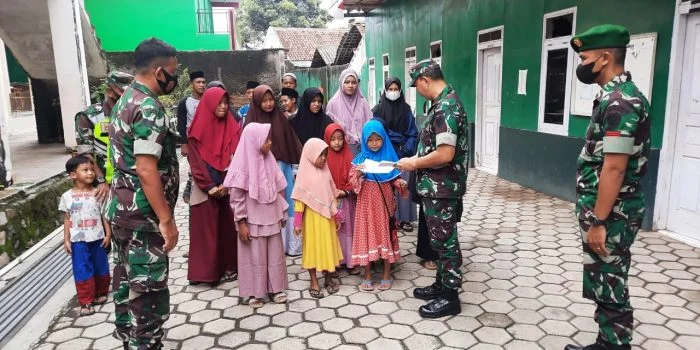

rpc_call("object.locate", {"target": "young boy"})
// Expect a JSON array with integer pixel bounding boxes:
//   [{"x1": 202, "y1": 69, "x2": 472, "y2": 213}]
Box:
[
  {"x1": 59, "y1": 156, "x2": 112, "y2": 316},
  {"x1": 237, "y1": 80, "x2": 260, "y2": 123}
]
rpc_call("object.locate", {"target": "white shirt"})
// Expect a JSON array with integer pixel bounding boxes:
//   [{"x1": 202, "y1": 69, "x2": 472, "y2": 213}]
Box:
[
  {"x1": 186, "y1": 96, "x2": 200, "y2": 128},
  {"x1": 58, "y1": 189, "x2": 105, "y2": 242}
]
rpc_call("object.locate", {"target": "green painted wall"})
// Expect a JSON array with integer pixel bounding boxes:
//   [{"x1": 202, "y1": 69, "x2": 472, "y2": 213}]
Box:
[
  {"x1": 363, "y1": 0, "x2": 674, "y2": 148},
  {"x1": 5, "y1": 48, "x2": 28, "y2": 83},
  {"x1": 291, "y1": 65, "x2": 348, "y2": 103},
  {"x1": 84, "y1": 0, "x2": 230, "y2": 52}
]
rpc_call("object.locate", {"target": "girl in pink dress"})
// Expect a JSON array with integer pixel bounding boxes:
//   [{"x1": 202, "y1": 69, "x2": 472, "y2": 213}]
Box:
[
  {"x1": 350, "y1": 119, "x2": 407, "y2": 292},
  {"x1": 225, "y1": 123, "x2": 289, "y2": 308}
]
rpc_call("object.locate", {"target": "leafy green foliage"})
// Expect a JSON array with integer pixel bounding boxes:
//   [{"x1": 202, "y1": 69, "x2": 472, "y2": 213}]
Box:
[{"x1": 238, "y1": 0, "x2": 330, "y2": 47}]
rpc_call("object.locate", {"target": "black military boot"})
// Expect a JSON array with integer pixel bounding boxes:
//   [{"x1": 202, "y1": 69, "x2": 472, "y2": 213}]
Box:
[
  {"x1": 418, "y1": 288, "x2": 461, "y2": 318},
  {"x1": 564, "y1": 342, "x2": 631, "y2": 350},
  {"x1": 413, "y1": 282, "x2": 445, "y2": 300}
]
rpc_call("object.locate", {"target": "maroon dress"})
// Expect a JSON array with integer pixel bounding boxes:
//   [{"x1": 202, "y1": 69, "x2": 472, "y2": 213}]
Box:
[{"x1": 187, "y1": 141, "x2": 237, "y2": 283}]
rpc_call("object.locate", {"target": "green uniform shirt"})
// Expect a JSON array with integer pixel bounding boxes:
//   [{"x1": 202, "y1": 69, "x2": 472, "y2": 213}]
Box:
[
  {"x1": 75, "y1": 103, "x2": 103, "y2": 155},
  {"x1": 105, "y1": 81, "x2": 180, "y2": 232},
  {"x1": 576, "y1": 75, "x2": 651, "y2": 218},
  {"x1": 416, "y1": 85, "x2": 469, "y2": 199}
]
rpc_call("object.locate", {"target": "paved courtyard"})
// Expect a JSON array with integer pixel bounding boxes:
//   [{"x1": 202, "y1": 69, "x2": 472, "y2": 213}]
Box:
[{"x1": 30, "y1": 168, "x2": 700, "y2": 350}]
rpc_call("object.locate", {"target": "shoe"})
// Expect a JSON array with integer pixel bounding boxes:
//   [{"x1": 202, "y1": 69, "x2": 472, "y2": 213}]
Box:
[
  {"x1": 419, "y1": 297, "x2": 461, "y2": 318},
  {"x1": 413, "y1": 283, "x2": 445, "y2": 300},
  {"x1": 564, "y1": 342, "x2": 631, "y2": 350},
  {"x1": 123, "y1": 342, "x2": 129, "y2": 350}
]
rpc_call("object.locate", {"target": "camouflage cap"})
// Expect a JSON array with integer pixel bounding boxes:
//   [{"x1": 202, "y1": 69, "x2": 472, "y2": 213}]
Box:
[
  {"x1": 570, "y1": 24, "x2": 630, "y2": 53},
  {"x1": 106, "y1": 71, "x2": 134, "y2": 89},
  {"x1": 408, "y1": 59, "x2": 441, "y2": 87}
]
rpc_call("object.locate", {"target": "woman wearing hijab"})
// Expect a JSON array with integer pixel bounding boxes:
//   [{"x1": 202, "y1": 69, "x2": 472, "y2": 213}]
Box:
[
  {"x1": 187, "y1": 87, "x2": 242, "y2": 285},
  {"x1": 326, "y1": 68, "x2": 373, "y2": 155},
  {"x1": 290, "y1": 88, "x2": 334, "y2": 145},
  {"x1": 245, "y1": 85, "x2": 304, "y2": 256},
  {"x1": 372, "y1": 77, "x2": 419, "y2": 234}
]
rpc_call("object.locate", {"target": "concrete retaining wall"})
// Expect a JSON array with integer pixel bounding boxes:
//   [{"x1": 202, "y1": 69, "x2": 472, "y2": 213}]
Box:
[{"x1": 0, "y1": 173, "x2": 71, "y2": 268}]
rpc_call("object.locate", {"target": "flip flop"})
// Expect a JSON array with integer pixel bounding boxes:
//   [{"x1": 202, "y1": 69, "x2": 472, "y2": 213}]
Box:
[
  {"x1": 272, "y1": 292, "x2": 287, "y2": 304},
  {"x1": 378, "y1": 279, "x2": 394, "y2": 291},
  {"x1": 93, "y1": 295, "x2": 108, "y2": 305},
  {"x1": 348, "y1": 267, "x2": 361, "y2": 275},
  {"x1": 422, "y1": 260, "x2": 438, "y2": 270},
  {"x1": 400, "y1": 222, "x2": 414, "y2": 232},
  {"x1": 309, "y1": 288, "x2": 324, "y2": 299},
  {"x1": 80, "y1": 304, "x2": 95, "y2": 316},
  {"x1": 359, "y1": 279, "x2": 374, "y2": 292},
  {"x1": 222, "y1": 271, "x2": 238, "y2": 282}
]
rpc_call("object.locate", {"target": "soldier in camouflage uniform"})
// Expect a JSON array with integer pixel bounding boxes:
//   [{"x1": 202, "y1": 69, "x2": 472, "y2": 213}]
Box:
[
  {"x1": 396, "y1": 60, "x2": 468, "y2": 319},
  {"x1": 104, "y1": 38, "x2": 180, "y2": 350},
  {"x1": 566, "y1": 25, "x2": 650, "y2": 350},
  {"x1": 75, "y1": 71, "x2": 133, "y2": 201}
]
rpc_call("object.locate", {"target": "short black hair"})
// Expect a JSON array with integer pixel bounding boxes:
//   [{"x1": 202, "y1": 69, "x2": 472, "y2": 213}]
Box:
[
  {"x1": 609, "y1": 47, "x2": 626, "y2": 65},
  {"x1": 134, "y1": 38, "x2": 177, "y2": 72},
  {"x1": 66, "y1": 155, "x2": 91, "y2": 173},
  {"x1": 422, "y1": 68, "x2": 445, "y2": 82}
]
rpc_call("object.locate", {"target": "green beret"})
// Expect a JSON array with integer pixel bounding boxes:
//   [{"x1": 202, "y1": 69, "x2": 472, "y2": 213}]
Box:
[
  {"x1": 408, "y1": 59, "x2": 441, "y2": 87},
  {"x1": 106, "y1": 71, "x2": 134, "y2": 89},
  {"x1": 570, "y1": 24, "x2": 630, "y2": 53}
]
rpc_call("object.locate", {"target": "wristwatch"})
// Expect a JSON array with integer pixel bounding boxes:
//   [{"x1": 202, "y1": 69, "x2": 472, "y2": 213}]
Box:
[
  {"x1": 96, "y1": 176, "x2": 106, "y2": 184},
  {"x1": 585, "y1": 211, "x2": 606, "y2": 227}
]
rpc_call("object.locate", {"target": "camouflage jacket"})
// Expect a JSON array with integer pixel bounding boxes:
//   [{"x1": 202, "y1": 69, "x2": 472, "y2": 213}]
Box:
[
  {"x1": 576, "y1": 75, "x2": 650, "y2": 218},
  {"x1": 104, "y1": 81, "x2": 180, "y2": 232},
  {"x1": 416, "y1": 85, "x2": 469, "y2": 199},
  {"x1": 75, "y1": 103, "x2": 103, "y2": 156}
]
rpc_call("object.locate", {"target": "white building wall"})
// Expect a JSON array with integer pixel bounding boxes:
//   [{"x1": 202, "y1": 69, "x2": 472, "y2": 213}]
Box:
[{"x1": 0, "y1": 39, "x2": 13, "y2": 185}]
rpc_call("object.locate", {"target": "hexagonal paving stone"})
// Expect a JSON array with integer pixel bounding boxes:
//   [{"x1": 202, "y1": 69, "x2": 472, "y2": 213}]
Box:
[
  {"x1": 322, "y1": 317, "x2": 354, "y2": 333},
  {"x1": 289, "y1": 322, "x2": 321, "y2": 337},
  {"x1": 73, "y1": 312, "x2": 108, "y2": 327},
  {"x1": 308, "y1": 333, "x2": 342, "y2": 350},
  {"x1": 359, "y1": 314, "x2": 391, "y2": 328},
  {"x1": 304, "y1": 307, "x2": 336, "y2": 322},
  {"x1": 481, "y1": 300, "x2": 514, "y2": 314},
  {"x1": 368, "y1": 301, "x2": 399, "y2": 315},
  {"x1": 379, "y1": 324, "x2": 414, "y2": 340},
  {"x1": 272, "y1": 311, "x2": 303, "y2": 327},
  {"x1": 270, "y1": 337, "x2": 306, "y2": 350},
  {"x1": 82, "y1": 322, "x2": 114, "y2": 339},
  {"x1": 337, "y1": 304, "x2": 369, "y2": 318},
  {"x1": 539, "y1": 319, "x2": 577, "y2": 336},
  {"x1": 239, "y1": 314, "x2": 271, "y2": 330},
  {"x1": 348, "y1": 292, "x2": 378, "y2": 305},
  {"x1": 197, "y1": 289, "x2": 225, "y2": 301},
  {"x1": 167, "y1": 324, "x2": 200, "y2": 340},
  {"x1": 182, "y1": 335, "x2": 216, "y2": 349},
  {"x1": 477, "y1": 313, "x2": 514, "y2": 328},
  {"x1": 177, "y1": 299, "x2": 208, "y2": 313},
  {"x1": 203, "y1": 319, "x2": 236, "y2": 335},
  {"x1": 504, "y1": 340, "x2": 544, "y2": 350},
  {"x1": 218, "y1": 331, "x2": 253, "y2": 348},
  {"x1": 342, "y1": 326, "x2": 379, "y2": 344},
  {"x1": 288, "y1": 299, "x2": 318, "y2": 312},
  {"x1": 56, "y1": 338, "x2": 92, "y2": 350},
  {"x1": 46, "y1": 327, "x2": 82, "y2": 343},
  {"x1": 484, "y1": 289, "x2": 516, "y2": 302},
  {"x1": 666, "y1": 319, "x2": 700, "y2": 335},
  {"x1": 474, "y1": 326, "x2": 513, "y2": 345},
  {"x1": 91, "y1": 335, "x2": 123, "y2": 350},
  {"x1": 403, "y1": 334, "x2": 441, "y2": 350},
  {"x1": 257, "y1": 303, "x2": 287, "y2": 316},
  {"x1": 641, "y1": 339, "x2": 684, "y2": 350},
  {"x1": 211, "y1": 296, "x2": 239, "y2": 309},
  {"x1": 507, "y1": 324, "x2": 546, "y2": 341},
  {"x1": 440, "y1": 330, "x2": 478, "y2": 348},
  {"x1": 389, "y1": 309, "x2": 423, "y2": 325},
  {"x1": 317, "y1": 295, "x2": 349, "y2": 308},
  {"x1": 413, "y1": 319, "x2": 449, "y2": 335},
  {"x1": 190, "y1": 309, "x2": 221, "y2": 323},
  {"x1": 254, "y1": 326, "x2": 286, "y2": 343},
  {"x1": 538, "y1": 307, "x2": 574, "y2": 321},
  {"x1": 636, "y1": 324, "x2": 675, "y2": 340}
]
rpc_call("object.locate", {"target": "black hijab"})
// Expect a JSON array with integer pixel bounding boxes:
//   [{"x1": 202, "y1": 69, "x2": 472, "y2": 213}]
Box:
[
  {"x1": 371, "y1": 77, "x2": 410, "y2": 134},
  {"x1": 290, "y1": 87, "x2": 333, "y2": 145}
]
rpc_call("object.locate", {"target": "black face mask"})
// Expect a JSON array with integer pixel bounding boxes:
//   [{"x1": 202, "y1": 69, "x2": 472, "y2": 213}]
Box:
[
  {"x1": 576, "y1": 56, "x2": 602, "y2": 85},
  {"x1": 157, "y1": 68, "x2": 178, "y2": 95}
]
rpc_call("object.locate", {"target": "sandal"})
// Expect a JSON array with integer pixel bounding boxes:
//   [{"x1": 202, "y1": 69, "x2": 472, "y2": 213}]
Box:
[
  {"x1": 422, "y1": 260, "x2": 438, "y2": 270},
  {"x1": 80, "y1": 304, "x2": 95, "y2": 316},
  {"x1": 93, "y1": 295, "x2": 108, "y2": 305},
  {"x1": 248, "y1": 297, "x2": 264, "y2": 309},
  {"x1": 359, "y1": 279, "x2": 374, "y2": 292},
  {"x1": 400, "y1": 222, "x2": 414, "y2": 232},
  {"x1": 378, "y1": 279, "x2": 394, "y2": 291},
  {"x1": 309, "y1": 288, "x2": 324, "y2": 299},
  {"x1": 272, "y1": 292, "x2": 287, "y2": 304},
  {"x1": 347, "y1": 267, "x2": 361, "y2": 275},
  {"x1": 222, "y1": 271, "x2": 238, "y2": 282},
  {"x1": 325, "y1": 280, "x2": 339, "y2": 295}
]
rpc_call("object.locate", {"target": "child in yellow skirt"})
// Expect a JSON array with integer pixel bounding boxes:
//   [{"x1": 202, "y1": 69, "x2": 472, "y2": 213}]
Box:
[{"x1": 292, "y1": 138, "x2": 344, "y2": 298}]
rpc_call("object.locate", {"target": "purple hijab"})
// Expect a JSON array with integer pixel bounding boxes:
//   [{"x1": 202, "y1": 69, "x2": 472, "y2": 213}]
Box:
[{"x1": 326, "y1": 68, "x2": 373, "y2": 146}]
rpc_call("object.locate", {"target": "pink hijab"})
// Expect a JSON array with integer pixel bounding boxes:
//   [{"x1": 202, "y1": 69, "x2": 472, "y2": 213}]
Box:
[
  {"x1": 326, "y1": 68, "x2": 373, "y2": 145},
  {"x1": 291, "y1": 138, "x2": 338, "y2": 219},
  {"x1": 224, "y1": 123, "x2": 287, "y2": 204}
]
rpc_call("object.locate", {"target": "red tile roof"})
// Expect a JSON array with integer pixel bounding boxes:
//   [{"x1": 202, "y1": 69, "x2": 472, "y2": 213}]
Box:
[{"x1": 270, "y1": 27, "x2": 348, "y2": 62}]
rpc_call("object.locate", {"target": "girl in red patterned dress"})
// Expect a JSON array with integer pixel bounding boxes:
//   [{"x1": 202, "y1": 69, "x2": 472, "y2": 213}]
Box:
[{"x1": 350, "y1": 119, "x2": 407, "y2": 292}]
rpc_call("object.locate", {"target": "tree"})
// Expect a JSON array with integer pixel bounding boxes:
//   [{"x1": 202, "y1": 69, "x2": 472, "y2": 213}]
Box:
[{"x1": 238, "y1": 0, "x2": 330, "y2": 48}]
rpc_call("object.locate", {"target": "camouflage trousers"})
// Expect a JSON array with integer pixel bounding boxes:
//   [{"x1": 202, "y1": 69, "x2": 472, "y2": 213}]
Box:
[
  {"x1": 112, "y1": 226, "x2": 170, "y2": 350},
  {"x1": 577, "y1": 203, "x2": 644, "y2": 347},
  {"x1": 421, "y1": 198, "x2": 463, "y2": 290}
]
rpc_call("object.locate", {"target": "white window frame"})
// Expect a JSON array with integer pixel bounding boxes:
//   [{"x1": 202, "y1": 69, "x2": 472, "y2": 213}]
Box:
[
  {"x1": 430, "y1": 40, "x2": 443, "y2": 67},
  {"x1": 537, "y1": 7, "x2": 577, "y2": 136},
  {"x1": 404, "y1": 46, "x2": 417, "y2": 115},
  {"x1": 368, "y1": 57, "x2": 376, "y2": 106},
  {"x1": 382, "y1": 53, "x2": 390, "y2": 82}
]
